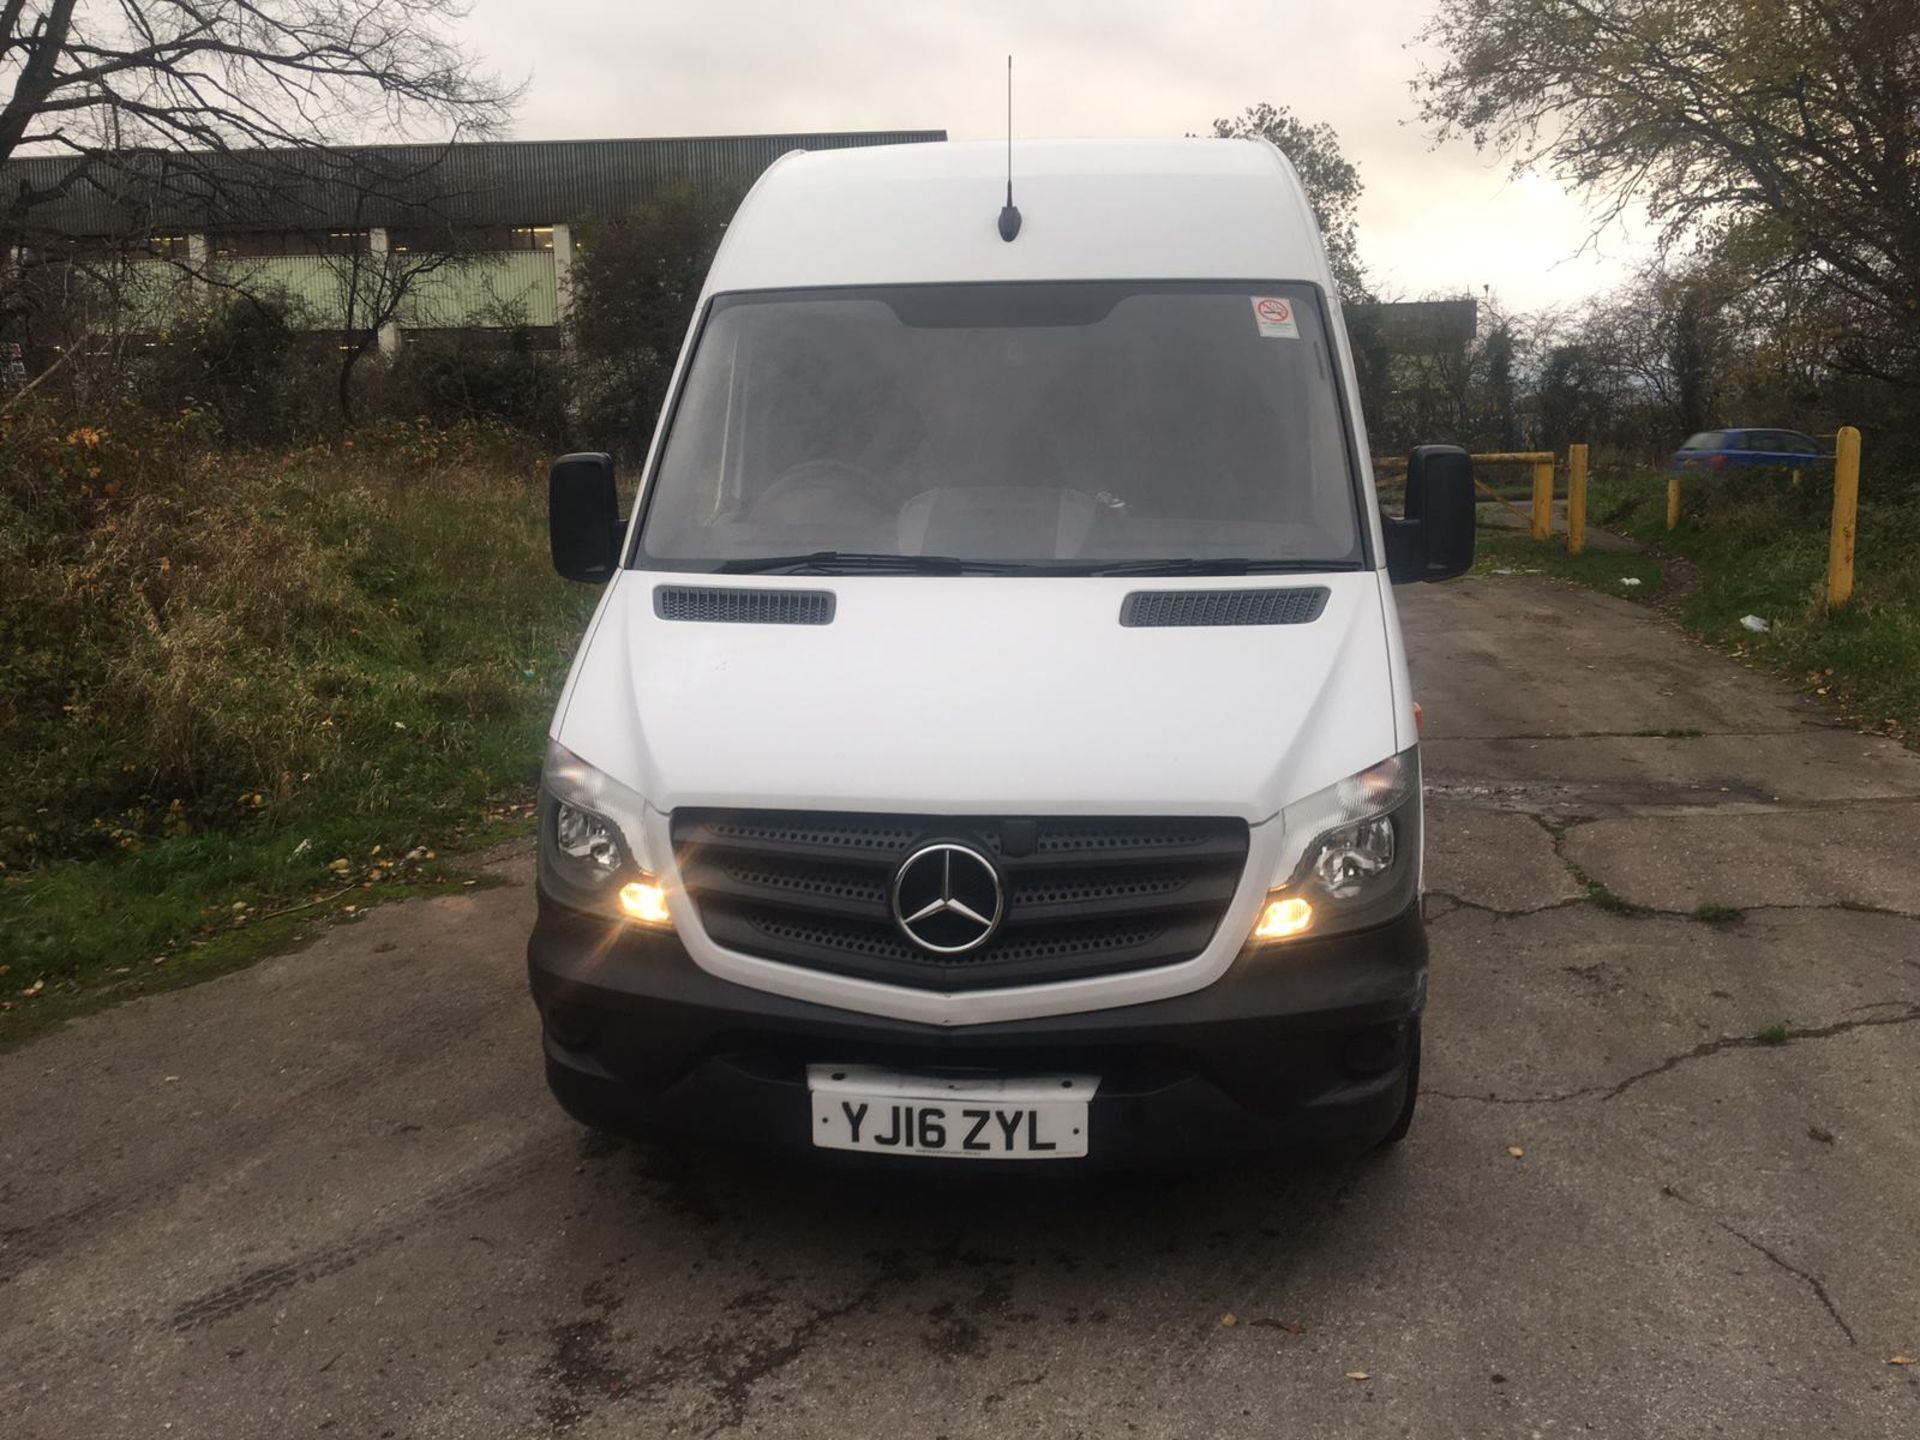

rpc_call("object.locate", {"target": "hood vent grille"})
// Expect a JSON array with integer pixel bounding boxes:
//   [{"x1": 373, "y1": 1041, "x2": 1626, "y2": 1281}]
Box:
[
  {"x1": 1120, "y1": 586, "x2": 1330, "y2": 628},
  {"x1": 654, "y1": 585, "x2": 836, "y2": 625}
]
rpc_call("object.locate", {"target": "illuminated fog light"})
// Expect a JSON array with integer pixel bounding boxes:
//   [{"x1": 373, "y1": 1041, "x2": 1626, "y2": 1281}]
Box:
[
  {"x1": 618, "y1": 878, "x2": 672, "y2": 926},
  {"x1": 1253, "y1": 894, "x2": 1314, "y2": 941}
]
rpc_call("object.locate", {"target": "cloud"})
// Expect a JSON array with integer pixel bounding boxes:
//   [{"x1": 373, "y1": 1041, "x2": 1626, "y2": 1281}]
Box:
[{"x1": 461, "y1": 0, "x2": 1652, "y2": 310}]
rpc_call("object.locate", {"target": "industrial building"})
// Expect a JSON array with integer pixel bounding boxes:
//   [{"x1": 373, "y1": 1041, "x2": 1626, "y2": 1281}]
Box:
[
  {"x1": 1, "y1": 131, "x2": 944, "y2": 348},
  {"x1": 3, "y1": 130, "x2": 1471, "y2": 378}
]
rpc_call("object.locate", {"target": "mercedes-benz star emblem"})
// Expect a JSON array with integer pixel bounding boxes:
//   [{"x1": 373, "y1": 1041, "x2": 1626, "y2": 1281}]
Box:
[{"x1": 891, "y1": 842, "x2": 1004, "y2": 954}]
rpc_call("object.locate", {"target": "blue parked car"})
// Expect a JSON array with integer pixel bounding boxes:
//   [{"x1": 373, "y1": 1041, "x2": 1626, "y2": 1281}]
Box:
[{"x1": 1669, "y1": 428, "x2": 1830, "y2": 471}]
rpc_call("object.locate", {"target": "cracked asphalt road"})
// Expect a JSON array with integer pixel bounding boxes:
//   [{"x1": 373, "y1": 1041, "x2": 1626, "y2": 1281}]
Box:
[{"x1": 5, "y1": 574, "x2": 1920, "y2": 1438}]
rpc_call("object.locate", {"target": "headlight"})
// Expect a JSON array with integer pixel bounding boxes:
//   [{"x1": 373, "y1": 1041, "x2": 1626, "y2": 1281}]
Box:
[
  {"x1": 1250, "y1": 749, "x2": 1420, "y2": 945},
  {"x1": 538, "y1": 738, "x2": 671, "y2": 928},
  {"x1": 554, "y1": 800, "x2": 622, "y2": 871}
]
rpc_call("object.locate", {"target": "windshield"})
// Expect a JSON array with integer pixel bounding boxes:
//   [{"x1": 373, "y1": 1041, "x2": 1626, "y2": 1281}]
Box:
[{"x1": 634, "y1": 281, "x2": 1364, "y2": 574}]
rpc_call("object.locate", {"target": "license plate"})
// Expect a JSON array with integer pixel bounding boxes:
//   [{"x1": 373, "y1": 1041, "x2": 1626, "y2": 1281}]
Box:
[{"x1": 807, "y1": 1065, "x2": 1097, "y2": 1159}]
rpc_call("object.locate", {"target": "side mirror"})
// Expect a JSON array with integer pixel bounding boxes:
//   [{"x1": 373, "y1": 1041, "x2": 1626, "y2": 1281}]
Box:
[
  {"x1": 549, "y1": 452, "x2": 624, "y2": 583},
  {"x1": 1384, "y1": 445, "x2": 1476, "y2": 584}
]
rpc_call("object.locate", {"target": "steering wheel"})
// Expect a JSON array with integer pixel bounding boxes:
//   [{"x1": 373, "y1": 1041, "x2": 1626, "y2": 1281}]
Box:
[{"x1": 749, "y1": 459, "x2": 891, "y2": 526}]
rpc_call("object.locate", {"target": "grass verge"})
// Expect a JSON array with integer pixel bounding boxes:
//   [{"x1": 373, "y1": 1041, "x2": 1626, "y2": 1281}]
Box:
[
  {"x1": 1474, "y1": 464, "x2": 1920, "y2": 748},
  {"x1": 2, "y1": 429, "x2": 596, "y2": 1041},
  {"x1": 1473, "y1": 528, "x2": 1667, "y2": 597},
  {"x1": 0, "y1": 830, "x2": 523, "y2": 1050}
]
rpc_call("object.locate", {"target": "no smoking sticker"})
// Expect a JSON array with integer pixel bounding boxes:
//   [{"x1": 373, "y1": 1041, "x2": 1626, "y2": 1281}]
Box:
[{"x1": 1251, "y1": 295, "x2": 1299, "y2": 339}]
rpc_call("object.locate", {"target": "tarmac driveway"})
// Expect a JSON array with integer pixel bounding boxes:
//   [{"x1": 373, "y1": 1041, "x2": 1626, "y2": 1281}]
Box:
[{"x1": 4, "y1": 575, "x2": 1918, "y2": 1438}]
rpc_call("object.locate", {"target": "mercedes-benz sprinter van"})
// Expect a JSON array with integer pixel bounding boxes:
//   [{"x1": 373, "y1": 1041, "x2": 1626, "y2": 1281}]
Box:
[{"x1": 528, "y1": 138, "x2": 1475, "y2": 1164}]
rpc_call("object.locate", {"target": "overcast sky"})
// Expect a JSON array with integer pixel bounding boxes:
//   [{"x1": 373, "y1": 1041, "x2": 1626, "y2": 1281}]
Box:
[{"x1": 461, "y1": 0, "x2": 1652, "y2": 313}]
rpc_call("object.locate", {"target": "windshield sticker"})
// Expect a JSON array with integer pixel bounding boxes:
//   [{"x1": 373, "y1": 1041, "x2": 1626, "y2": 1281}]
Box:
[{"x1": 1251, "y1": 296, "x2": 1299, "y2": 339}]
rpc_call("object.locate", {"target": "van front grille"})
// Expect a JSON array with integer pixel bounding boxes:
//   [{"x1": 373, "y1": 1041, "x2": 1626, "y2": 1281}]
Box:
[{"x1": 670, "y1": 809, "x2": 1250, "y2": 991}]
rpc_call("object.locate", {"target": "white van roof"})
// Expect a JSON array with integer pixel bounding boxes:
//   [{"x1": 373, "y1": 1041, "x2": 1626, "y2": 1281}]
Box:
[{"x1": 704, "y1": 138, "x2": 1335, "y2": 294}]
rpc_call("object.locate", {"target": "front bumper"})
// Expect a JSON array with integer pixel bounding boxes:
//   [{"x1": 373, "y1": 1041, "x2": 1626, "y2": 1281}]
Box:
[{"x1": 527, "y1": 898, "x2": 1427, "y2": 1164}]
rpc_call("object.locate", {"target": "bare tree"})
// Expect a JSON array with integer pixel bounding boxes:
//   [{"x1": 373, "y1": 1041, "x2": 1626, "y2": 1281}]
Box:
[
  {"x1": 0, "y1": 2, "x2": 515, "y2": 252},
  {"x1": 318, "y1": 185, "x2": 477, "y2": 425}
]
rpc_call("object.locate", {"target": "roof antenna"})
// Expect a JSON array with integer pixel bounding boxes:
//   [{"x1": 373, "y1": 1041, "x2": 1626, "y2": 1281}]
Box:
[{"x1": 998, "y1": 55, "x2": 1022, "y2": 242}]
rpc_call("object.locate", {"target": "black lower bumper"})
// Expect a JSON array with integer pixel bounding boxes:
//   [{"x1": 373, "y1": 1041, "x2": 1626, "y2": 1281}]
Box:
[{"x1": 527, "y1": 899, "x2": 1427, "y2": 1165}]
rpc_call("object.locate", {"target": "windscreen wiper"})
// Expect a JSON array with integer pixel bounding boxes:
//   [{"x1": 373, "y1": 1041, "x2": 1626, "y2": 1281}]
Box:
[
  {"x1": 1078, "y1": 557, "x2": 1352, "y2": 577},
  {"x1": 712, "y1": 551, "x2": 1020, "y2": 575}
]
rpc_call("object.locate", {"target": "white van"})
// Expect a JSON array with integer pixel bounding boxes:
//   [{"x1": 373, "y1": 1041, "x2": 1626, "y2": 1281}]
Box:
[{"x1": 529, "y1": 138, "x2": 1474, "y2": 1164}]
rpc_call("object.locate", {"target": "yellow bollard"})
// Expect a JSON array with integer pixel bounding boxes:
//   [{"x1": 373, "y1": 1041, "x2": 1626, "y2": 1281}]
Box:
[
  {"x1": 1531, "y1": 459, "x2": 1553, "y2": 541},
  {"x1": 1567, "y1": 444, "x2": 1588, "y2": 555},
  {"x1": 1666, "y1": 475, "x2": 1681, "y2": 531},
  {"x1": 1827, "y1": 425, "x2": 1861, "y2": 609}
]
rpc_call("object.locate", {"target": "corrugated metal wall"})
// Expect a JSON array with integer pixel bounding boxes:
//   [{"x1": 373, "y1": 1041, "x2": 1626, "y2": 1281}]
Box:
[
  {"x1": 3, "y1": 131, "x2": 946, "y2": 238},
  {"x1": 104, "y1": 251, "x2": 562, "y2": 331}
]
